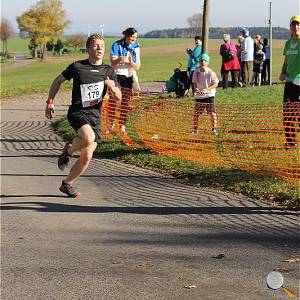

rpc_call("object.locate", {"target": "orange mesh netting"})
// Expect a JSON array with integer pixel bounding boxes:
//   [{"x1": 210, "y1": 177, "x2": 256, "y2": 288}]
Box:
[{"x1": 102, "y1": 88, "x2": 300, "y2": 183}]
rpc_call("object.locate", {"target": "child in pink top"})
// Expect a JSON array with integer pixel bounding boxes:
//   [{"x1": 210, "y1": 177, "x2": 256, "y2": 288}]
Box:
[{"x1": 192, "y1": 53, "x2": 219, "y2": 135}]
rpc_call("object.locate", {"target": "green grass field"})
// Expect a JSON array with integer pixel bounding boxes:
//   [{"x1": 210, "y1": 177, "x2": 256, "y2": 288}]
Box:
[{"x1": 1, "y1": 37, "x2": 285, "y2": 98}]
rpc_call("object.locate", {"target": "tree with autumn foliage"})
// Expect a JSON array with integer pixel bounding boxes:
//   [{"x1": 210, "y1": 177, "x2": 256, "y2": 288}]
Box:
[
  {"x1": 16, "y1": 0, "x2": 70, "y2": 59},
  {"x1": 0, "y1": 18, "x2": 14, "y2": 56}
]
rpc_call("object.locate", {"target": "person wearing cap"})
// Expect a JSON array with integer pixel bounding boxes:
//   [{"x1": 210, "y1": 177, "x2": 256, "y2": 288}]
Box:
[
  {"x1": 220, "y1": 34, "x2": 240, "y2": 89},
  {"x1": 240, "y1": 27, "x2": 254, "y2": 87},
  {"x1": 279, "y1": 15, "x2": 300, "y2": 148},
  {"x1": 191, "y1": 53, "x2": 219, "y2": 135}
]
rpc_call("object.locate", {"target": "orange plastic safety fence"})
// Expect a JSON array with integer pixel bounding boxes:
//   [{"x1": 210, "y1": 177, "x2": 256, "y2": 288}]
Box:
[{"x1": 102, "y1": 88, "x2": 300, "y2": 183}]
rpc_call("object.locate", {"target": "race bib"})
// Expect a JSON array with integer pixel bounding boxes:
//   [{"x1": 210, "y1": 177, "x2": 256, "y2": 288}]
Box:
[{"x1": 80, "y1": 81, "x2": 104, "y2": 108}]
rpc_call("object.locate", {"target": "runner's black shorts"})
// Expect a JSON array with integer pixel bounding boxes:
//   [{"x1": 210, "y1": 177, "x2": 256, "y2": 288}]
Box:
[{"x1": 67, "y1": 107, "x2": 101, "y2": 143}]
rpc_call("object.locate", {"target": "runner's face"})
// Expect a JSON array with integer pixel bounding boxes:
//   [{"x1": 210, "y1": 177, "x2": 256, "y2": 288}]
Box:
[
  {"x1": 88, "y1": 39, "x2": 105, "y2": 60},
  {"x1": 290, "y1": 21, "x2": 300, "y2": 37}
]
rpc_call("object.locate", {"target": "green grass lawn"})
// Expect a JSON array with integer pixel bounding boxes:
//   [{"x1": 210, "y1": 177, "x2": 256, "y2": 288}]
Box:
[
  {"x1": 1, "y1": 37, "x2": 31, "y2": 54},
  {"x1": 1, "y1": 37, "x2": 285, "y2": 98}
]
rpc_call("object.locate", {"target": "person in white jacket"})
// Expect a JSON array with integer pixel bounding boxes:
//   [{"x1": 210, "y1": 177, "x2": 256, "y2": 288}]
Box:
[{"x1": 240, "y1": 27, "x2": 254, "y2": 87}]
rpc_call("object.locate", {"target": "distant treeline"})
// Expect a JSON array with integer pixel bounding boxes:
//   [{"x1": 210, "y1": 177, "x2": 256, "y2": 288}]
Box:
[{"x1": 142, "y1": 27, "x2": 290, "y2": 39}]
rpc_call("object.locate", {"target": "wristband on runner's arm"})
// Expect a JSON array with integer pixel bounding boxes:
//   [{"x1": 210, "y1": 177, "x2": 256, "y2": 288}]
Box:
[{"x1": 46, "y1": 99, "x2": 54, "y2": 104}]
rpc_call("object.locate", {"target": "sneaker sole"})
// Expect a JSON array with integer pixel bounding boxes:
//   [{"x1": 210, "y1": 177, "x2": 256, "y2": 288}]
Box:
[{"x1": 58, "y1": 164, "x2": 67, "y2": 171}]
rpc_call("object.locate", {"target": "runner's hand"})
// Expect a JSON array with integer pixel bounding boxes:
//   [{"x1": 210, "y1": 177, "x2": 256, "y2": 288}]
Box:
[{"x1": 45, "y1": 103, "x2": 55, "y2": 119}]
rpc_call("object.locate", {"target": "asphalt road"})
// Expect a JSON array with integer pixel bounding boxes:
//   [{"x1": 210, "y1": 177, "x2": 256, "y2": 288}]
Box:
[{"x1": 1, "y1": 92, "x2": 299, "y2": 300}]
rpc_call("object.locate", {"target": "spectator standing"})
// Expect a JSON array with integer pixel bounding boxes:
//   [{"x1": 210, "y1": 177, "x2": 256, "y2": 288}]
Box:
[
  {"x1": 186, "y1": 36, "x2": 202, "y2": 93},
  {"x1": 279, "y1": 15, "x2": 300, "y2": 148},
  {"x1": 219, "y1": 34, "x2": 240, "y2": 89},
  {"x1": 236, "y1": 35, "x2": 244, "y2": 84},
  {"x1": 253, "y1": 34, "x2": 264, "y2": 84},
  {"x1": 262, "y1": 37, "x2": 271, "y2": 84},
  {"x1": 251, "y1": 43, "x2": 265, "y2": 86},
  {"x1": 110, "y1": 27, "x2": 141, "y2": 133},
  {"x1": 240, "y1": 28, "x2": 254, "y2": 87},
  {"x1": 191, "y1": 53, "x2": 219, "y2": 135}
]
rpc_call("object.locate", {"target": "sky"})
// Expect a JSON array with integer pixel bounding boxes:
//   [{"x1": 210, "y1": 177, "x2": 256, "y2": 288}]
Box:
[{"x1": 1, "y1": 0, "x2": 300, "y2": 36}]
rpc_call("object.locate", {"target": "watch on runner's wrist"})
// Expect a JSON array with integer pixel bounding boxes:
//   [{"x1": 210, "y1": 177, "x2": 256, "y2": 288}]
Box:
[{"x1": 46, "y1": 99, "x2": 54, "y2": 104}]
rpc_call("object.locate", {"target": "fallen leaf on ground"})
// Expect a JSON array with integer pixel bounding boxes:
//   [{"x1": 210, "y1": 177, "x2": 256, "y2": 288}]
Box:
[
  {"x1": 282, "y1": 258, "x2": 300, "y2": 263},
  {"x1": 212, "y1": 253, "x2": 225, "y2": 259},
  {"x1": 184, "y1": 285, "x2": 197, "y2": 289},
  {"x1": 282, "y1": 287, "x2": 296, "y2": 297},
  {"x1": 139, "y1": 261, "x2": 153, "y2": 267},
  {"x1": 273, "y1": 267, "x2": 290, "y2": 273}
]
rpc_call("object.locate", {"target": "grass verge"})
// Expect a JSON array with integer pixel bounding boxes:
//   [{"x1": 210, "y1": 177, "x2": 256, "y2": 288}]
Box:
[{"x1": 54, "y1": 117, "x2": 299, "y2": 209}]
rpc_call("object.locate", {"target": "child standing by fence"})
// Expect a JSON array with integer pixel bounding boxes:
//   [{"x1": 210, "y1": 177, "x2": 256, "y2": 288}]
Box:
[
  {"x1": 191, "y1": 53, "x2": 219, "y2": 135},
  {"x1": 251, "y1": 43, "x2": 265, "y2": 86}
]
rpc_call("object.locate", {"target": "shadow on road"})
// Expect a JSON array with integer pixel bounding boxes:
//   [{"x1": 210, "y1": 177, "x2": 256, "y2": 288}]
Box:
[{"x1": 1, "y1": 201, "x2": 298, "y2": 216}]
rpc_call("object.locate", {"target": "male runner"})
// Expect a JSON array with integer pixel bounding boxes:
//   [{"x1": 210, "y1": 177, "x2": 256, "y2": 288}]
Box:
[{"x1": 45, "y1": 34, "x2": 122, "y2": 197}]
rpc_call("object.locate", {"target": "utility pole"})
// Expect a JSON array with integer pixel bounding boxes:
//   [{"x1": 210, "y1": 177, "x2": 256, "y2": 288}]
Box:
[
  {"x1": 201, "y1": 0, "x2": 210, "y2": 54},
  {"x1": 269, "y1": 1, "x2": 272, "y2": 85}
]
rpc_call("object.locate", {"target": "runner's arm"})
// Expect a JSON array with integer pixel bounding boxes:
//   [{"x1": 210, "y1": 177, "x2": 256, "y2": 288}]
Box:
[{"x1": 45, "y1": 74, "x2": 66, "y2": 119}]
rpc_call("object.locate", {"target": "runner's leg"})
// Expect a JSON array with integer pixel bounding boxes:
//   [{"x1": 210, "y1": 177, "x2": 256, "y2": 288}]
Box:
[{"x1": 65, "y1": 124, "x2": 97, "y2": 184}]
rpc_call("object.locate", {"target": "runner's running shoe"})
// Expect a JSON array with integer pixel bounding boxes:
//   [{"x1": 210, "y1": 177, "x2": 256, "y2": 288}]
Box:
[
  {"x1": 59, "y1": 180, "x2": 80, "y2": 198},
  {"x1": 58, "y1": 143, "x2": 71, "y2": 171}
]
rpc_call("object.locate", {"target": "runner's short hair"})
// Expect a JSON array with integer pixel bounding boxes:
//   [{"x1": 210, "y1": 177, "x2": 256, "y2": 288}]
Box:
[{"x1": 86, "y1": 33, "x2": 104, "y2": 48}]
